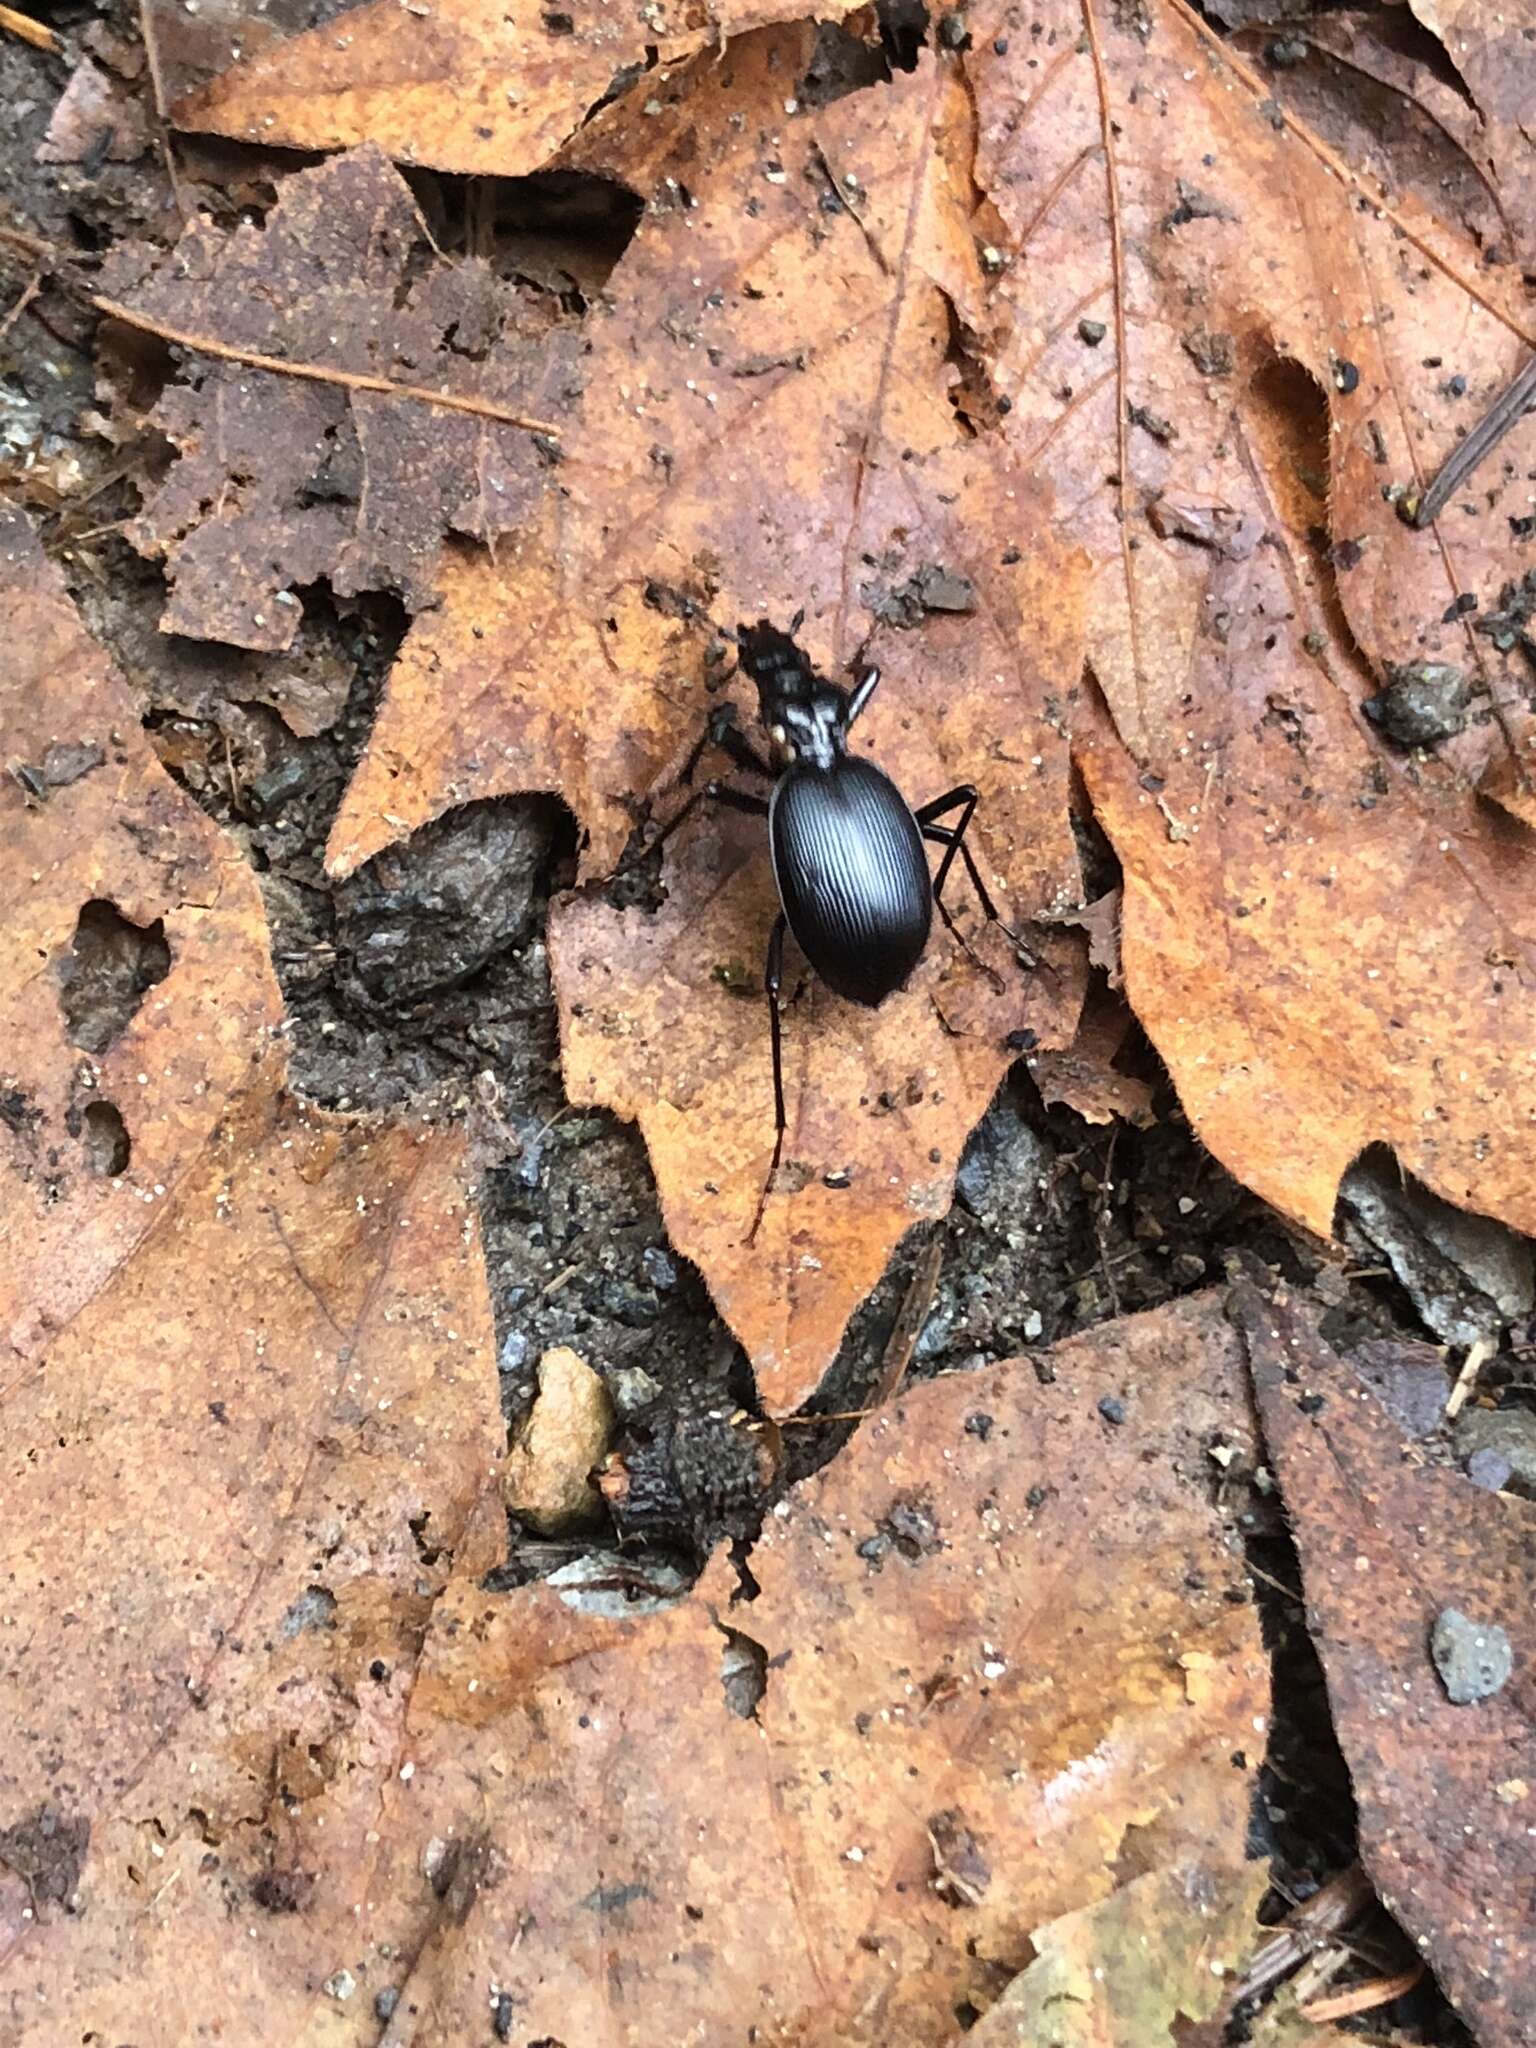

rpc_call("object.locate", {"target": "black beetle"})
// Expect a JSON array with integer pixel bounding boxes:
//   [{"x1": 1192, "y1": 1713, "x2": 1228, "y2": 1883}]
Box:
[{"x1": 646, "y1": 607, "x2": 1028, "y2": 1232}]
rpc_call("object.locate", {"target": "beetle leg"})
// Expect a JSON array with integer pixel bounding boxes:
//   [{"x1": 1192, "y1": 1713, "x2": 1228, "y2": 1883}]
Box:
[
  {"x1": 748, "y1": 912, "x2": 789, "y2": 1246},
  {"x1": 620, "y1": 779, "x2": 769, "y2": 877},
  {"x1": 711, "y1": 717, "x2": 777, "y2": 783},
  {"x1": 676, "y1": 704, "x2": 775, "y2": 790},
  {"x1": 918, "y1": 785, "x2": 1049, "y2": 976}
]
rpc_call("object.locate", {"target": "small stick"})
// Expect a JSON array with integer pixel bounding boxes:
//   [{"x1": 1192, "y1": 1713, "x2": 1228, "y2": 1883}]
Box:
[
  {"x1": 1444, "y1": 1334, "x2": 1494, "y2": 1420},
  {"x1": 1301, "y1": 1963, "x2": 1423, "y2": 2024},
  {"x1": 0, "y1": 272, "x2": 41, "y2": 343},
  {"x1": 1407, "y1": 351, "x2": 1536, "y2": 530},
  {"x1": 89, "y1": 292, "x2": 563, "y2": 434},
  {"x1": 138, "y1": 0, "x2": 191, "y2": 227},
  {"x1": 0, "y1": 3, "x2": 58, "y2": 51},
  {"x1": 866, "y1": 1235, "x2": 944, "y2": 1410}
]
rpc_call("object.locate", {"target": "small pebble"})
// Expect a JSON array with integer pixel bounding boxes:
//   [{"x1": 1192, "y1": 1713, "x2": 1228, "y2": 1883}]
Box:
[
  {"x1": 1098, "y1": 1396, "x2": 1127, "y2": 1426},
  {"x1": 641, "y1": 1245, "x2": 678, "y2": 1291},
  {"x1": 374, "y1": 1988, "x2": 399, "y2": 2022},
  {"x1": 1430, "y1": 1607, "x2": 1513, "y2": 1705}
]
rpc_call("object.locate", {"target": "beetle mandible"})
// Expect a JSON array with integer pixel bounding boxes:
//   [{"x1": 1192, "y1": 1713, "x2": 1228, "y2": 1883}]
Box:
[{"x1": 646, "y1": 605, "x2": 1030, "y2": 1236}]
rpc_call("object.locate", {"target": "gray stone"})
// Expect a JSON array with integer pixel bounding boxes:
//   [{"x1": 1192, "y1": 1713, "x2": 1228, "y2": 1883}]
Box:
[
  {"x1": 1455, "y1": 1407, "x2": 1536, "y2": 1497},
  {"x1": 1430, "y1": 1607, "x2": 1513, "y2": 1705}
]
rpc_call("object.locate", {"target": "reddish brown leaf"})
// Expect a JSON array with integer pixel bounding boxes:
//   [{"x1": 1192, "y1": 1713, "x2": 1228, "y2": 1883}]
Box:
[
  {"x1": 1406, "y1": 0, "x2": 1536, "y2": 264},
  {"x1": 0, "y1": 503, "x2": 281, "y2": 1358},
  {"x1": 1238, "y1": 1278, "x2": 1536, "y2": 2048},
  {"x1": 0, "y1": 511, "x2": 505, "y2": 2038}
]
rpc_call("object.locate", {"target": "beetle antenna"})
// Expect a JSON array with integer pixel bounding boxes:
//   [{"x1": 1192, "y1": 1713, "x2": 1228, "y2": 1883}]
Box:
[{"x1": 845, "y1": 664, "x2": 880, "y2": 728}]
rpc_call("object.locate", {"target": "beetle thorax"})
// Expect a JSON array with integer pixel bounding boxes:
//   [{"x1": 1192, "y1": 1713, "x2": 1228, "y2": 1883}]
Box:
[{"x1": 770, "y1": 690, "x2": 845, "y2": 772}]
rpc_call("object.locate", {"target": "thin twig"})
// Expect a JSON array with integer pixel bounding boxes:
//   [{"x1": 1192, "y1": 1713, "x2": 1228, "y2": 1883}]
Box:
[
  {"x1": 0, "y1": 271, "x2": 41, "y2": 343},
  {"x1": 0, "y1": 2, "x2": 58, "y2": 51},
  {"x1": 90, "y1": 292, "x2": 562, "y2": 433},
  {"x1": 0, "y1": 222, "x2": 561, "y2": 437},
  {"x1": 1301, "y1": 1963, "x2": 1423, "y2": 2023},
  {"x1": 1444, "y1": 1335, "x2": 1495, "y2": 1421},
  {"x1": 137, "y1": 0, "x2": 191, "y2": 227},
  {"x1": 867, "y1": 1235, "x2": 944, "y2": 1410},
  {"x1": 1407, "y1": 352, "x2": 1536, "y2": 529}
]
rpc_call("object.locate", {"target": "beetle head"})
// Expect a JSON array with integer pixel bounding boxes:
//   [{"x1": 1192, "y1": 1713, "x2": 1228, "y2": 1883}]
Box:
[{"x1": 737, "y1": 618, "x2": 850, "y2": 770}]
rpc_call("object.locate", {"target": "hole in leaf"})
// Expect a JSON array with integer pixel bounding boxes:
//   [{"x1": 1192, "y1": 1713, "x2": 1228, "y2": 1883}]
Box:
[
  {"x1": 80, "y1": 1099, "x2": 130, "y2": 1178},
  {"x1": 56, "y1": 900, "x2": 172, "y2": 1056},
  {"x1": 718, "y1": 1625, "x2": 768, "y2": 1718}
]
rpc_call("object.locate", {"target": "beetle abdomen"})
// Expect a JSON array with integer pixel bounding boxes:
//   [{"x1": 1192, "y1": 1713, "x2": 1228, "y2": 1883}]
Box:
[{"x1": 769, "y1": 758, "x2": 932, "y2": 1007}]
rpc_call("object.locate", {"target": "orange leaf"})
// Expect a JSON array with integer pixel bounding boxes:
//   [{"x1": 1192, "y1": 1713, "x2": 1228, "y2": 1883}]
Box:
[{"x1": 174, "y1": 0, "x2": 861, "y2": 176}]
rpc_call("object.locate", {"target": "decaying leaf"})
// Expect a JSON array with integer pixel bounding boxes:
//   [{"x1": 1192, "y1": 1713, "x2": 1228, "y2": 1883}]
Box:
[
  {"x1": 36, "y1": 56, "x2": 150, "y2": 164},
  {"x1": 174, "y1": 0, "x2": 860, "y2": 177},
  {"x1": 327, "y1": 32, "x2": 1088, "y2": 1406},
  {"x1": 967, "y1": 1858, "x2": 1269, "y2": 2046},
  {"x1": 0, "y1": 514, "x2": 504, "y2": 2035},
  {"x1": 0, "y1": 503, "x2": 279, "y2": 1358},
  {"x1": 341, "y1": 1291, "x2": 1267, "y2": 2044},
  {"x1": 1236, "y1": 1278, "x2": 1536, "y2": 2048},
  {"x1": 317, "y1": 0, "x2": 1536, "y2": 1397},
  {"x1": 115, "y1": 145, "x2": 578, "y2": 650}
]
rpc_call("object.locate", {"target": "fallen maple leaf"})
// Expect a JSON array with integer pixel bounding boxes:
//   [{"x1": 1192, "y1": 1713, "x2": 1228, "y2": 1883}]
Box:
[
  {"x1": 174, "y1": 0, "x2": 861, "y2": 177},
  {"x1": 955, "y1": 0, "x2": 1536, "y2": 1243},
  {"x1": 1236, "y1": 1277, "x2": 1536, "y2": 2048},
  {"x1": 328, "y1": 1292, "x2": 1267, "y2": 2044},
  {"x1": 113, "y1": 144, "x2": 578, "y2": 651},
  {"x1": 0, "y1": 511, "x2": 505, "y2": 2036},
  {"x1": 325, "y1": 30, "x2": 1089, "y2": 1408}
]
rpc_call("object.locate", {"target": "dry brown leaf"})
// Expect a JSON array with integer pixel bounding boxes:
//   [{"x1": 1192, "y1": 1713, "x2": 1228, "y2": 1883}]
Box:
[
  {"x1": 973, "y1": 0, "x2": 1535, "y2": 755},
  {"x1": 174, "y1": 0, "x2": 859, "y2": 176},
  {"x1": 957, "y1": 0, "x2": 1536, "y2": 1245},
  {"x1": 555, "y1": 806, "x2": 1075, "y2": 1412},
  {"x1": 0, "y1": 503, "x2": 280, "y2": 1359},
  {"x1": 330, "y1": 32, "x2": 1088, "y2": 1407},
  {"x1": 333, "y1": 1291, "x2": 1266, "y2": 2044},
  {"x1": 1031, "y1": 981, "x2": 1155, "y2": 1130},
  {"x1": 1236, "y1": 1277, "x2": 1536, "y2": 2048},
  {"x1": 114, "y1": 145, "x2": 578, "y2": 650},
  {"x1": 0, "y1": 511, "x2": 505, "y2": 2037},
  {"x1": 967, "y1": 1858, "x2": 1269, "y2": 2046}
]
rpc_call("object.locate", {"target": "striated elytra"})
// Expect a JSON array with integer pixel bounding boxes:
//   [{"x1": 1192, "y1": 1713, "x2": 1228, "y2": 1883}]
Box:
[{"x1": 642, "y1": 602, "x2": 1035, "y2": 1238}]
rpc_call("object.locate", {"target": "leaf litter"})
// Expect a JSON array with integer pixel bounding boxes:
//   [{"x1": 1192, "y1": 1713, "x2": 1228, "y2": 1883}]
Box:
[{"x1": 5, "y1": 0, "x2": 1536, "y2": 2039}]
